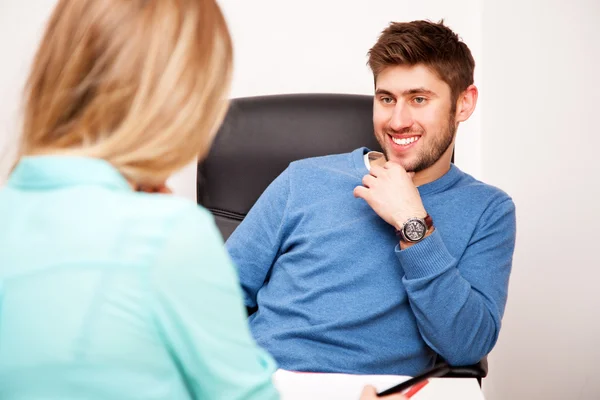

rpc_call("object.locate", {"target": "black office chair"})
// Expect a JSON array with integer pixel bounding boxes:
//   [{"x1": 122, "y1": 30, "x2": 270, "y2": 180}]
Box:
[{"x1": 197, "y1": 93, "x2": 487, "y2": 383}]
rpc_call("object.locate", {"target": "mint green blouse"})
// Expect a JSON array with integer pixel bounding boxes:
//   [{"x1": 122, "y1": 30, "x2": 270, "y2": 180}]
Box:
[{"x1": 0, "y1": 156, "x2": 279, "y2": 400}]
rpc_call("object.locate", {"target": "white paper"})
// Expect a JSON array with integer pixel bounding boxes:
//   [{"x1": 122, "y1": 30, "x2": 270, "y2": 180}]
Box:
[{"x1": 273, "y1": 369, "x2": 485, "y2": 400}]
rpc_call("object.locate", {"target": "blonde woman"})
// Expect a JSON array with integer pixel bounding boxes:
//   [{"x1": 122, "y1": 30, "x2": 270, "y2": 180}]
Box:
[
  {"x1": 0, "y1": 0, "x2": 280, "y2": 399},
  {"x1": 0, "y1": 1, "x2": 407, "y2": 399}
]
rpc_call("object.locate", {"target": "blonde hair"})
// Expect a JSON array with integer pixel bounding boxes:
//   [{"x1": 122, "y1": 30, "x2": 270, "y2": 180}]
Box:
[{"x1": 18, "y1": 0, "x2": 233, "y2": 186}]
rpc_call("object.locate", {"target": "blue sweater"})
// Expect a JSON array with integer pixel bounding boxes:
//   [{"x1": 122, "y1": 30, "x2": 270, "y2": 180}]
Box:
[{"x1": 226, "y1": 147, "x2": 516, "y2": 376}]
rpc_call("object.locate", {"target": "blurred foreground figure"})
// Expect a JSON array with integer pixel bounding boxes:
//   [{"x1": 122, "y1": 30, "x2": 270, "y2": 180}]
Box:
[{"x1": 0, "y1": 1, "x2": 280, "y2": 399}]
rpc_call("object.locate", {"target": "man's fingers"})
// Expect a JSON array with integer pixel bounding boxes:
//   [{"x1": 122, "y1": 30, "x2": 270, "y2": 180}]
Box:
[
  {"x1": 369, "y1": 165, "x2": 384, "y2": 177},
  {"x1": 385, "y1": 161, "x2": 400, "y2": 170},
  {"x1": 385, "y1": 161, "x2": 407, "y2": 173},
  {"x1": 353, "y1": 185, "x2": 369, "y2": 199},
  {"x1": 362, "y1": 174, "x2": 376, "y2": 188}
]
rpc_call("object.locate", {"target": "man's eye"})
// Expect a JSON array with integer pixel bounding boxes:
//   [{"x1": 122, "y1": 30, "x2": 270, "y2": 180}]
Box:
[
  {"x1": 381, "y1": 97, "x2": 394, "y2": 104},
  {"x1": 413, "y1": 97, "x2": 427, "y2": 104}
]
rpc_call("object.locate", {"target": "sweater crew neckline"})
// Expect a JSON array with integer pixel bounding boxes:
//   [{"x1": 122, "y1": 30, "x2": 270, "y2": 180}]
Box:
[{"x1": 351, "y1": 147, "x2": 462, "y2": 196}]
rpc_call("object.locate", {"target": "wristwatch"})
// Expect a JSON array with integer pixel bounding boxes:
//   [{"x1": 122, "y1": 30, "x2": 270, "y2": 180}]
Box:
[{"x1": 396, "y1": 215, "x2": 433, "y2": 243}]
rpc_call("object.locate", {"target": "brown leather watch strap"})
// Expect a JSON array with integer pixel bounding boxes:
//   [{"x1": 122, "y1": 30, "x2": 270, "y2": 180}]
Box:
[{"x1": 424, "y1": 214, "x2": 433, "y2": 229}]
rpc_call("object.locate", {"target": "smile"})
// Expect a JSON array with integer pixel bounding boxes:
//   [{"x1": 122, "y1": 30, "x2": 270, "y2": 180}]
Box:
[{"x1": 391, "y1": 136, "x2": 420, "y2": 146}]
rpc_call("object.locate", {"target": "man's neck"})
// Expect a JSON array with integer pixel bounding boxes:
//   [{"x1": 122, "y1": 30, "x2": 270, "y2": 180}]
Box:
[{"x1": 411, "y1": 162, "x2": 451, "y2": 187}]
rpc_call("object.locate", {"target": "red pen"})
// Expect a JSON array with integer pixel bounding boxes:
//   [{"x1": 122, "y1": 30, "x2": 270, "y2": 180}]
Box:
[{"x1": 403, "y1": 379, "x2": 429, "y2": 399}]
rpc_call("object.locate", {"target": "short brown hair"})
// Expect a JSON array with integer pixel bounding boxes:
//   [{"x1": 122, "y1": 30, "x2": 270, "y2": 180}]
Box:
[
  {"x1": 368, "y1": 20, "x2": 475, "y2": 104},
  {"x1": 19, "y1": 0, "x2": 232, "y2": 186}
]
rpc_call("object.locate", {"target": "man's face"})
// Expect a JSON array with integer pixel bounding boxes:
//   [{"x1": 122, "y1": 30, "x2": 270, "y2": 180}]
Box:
[{"x1": 372, "y1": 64, "x2": 456, "y2": 173}]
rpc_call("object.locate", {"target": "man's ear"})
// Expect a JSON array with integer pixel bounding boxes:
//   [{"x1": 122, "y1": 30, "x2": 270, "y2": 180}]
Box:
[{"x1": 455, "y1": 85, "x2": 478, "y2": 123}]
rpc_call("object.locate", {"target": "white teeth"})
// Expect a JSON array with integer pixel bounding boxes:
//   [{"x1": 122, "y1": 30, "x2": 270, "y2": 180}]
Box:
[{"x1": 392, "y1": 136, "x2": 419, "y2": 146}]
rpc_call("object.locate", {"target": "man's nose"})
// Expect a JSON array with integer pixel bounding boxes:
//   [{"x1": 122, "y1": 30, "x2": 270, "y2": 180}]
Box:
[{"x1": 388, "y1": 104, "x2": 413, "y2": 132}]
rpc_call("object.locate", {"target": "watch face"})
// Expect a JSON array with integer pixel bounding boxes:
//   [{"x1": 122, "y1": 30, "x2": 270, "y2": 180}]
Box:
[{"x1": 403, "y1": 219, "x2": 427, "y2": 241}]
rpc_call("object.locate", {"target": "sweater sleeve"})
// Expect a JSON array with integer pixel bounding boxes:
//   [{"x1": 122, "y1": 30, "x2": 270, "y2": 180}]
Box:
[
  {"x1": 149, "y1": 205, "x2": 279, "y2": 400},
  {"x1": 396, "y1": 197, "x2": 516, "y2": 366},
  {"x1": 226, "y1": 168, "x2": 291, "y2": 309}
]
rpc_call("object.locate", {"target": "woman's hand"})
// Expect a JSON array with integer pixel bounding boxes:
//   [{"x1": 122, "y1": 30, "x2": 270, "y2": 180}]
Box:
[{"x1": 360, "y1": 385, "x2": 407, "y2": 400}]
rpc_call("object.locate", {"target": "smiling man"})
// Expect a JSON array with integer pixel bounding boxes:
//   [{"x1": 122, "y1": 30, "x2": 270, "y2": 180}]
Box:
[{"x1": 226, "y1": 20, "x2": 516, "y2": 376}]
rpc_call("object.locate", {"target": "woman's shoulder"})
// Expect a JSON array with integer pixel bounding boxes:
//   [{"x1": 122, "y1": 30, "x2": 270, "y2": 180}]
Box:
[
  {"x1": 103, "y1": 191, "x2": 222, "y2": 263},
  {"x1": 115, "y1": 191, "x2": 214, "y2": 226},
  {"x1": 142, "y1": 194, "x2": 237, "y2": 289}
]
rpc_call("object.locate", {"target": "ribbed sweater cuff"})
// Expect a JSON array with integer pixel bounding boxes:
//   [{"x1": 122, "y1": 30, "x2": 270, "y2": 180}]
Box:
[{"x1": 394, "y1": 230, "x2": 456, "y2": 280}]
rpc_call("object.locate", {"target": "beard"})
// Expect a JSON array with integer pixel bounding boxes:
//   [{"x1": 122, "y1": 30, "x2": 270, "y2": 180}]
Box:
[{"x1": 379, "y1": 112, "x2": 456, "y2": 173}]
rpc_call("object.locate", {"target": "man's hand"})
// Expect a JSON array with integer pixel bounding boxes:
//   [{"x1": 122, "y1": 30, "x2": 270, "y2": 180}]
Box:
[{"x1": 353, "y1": 161, "x2": 426, "y2": 230}]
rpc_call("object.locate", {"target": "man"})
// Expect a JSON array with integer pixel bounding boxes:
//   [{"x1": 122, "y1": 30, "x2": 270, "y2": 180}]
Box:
[{"x1": 226, "y1": 20, "x2": 516, "y2": 376}]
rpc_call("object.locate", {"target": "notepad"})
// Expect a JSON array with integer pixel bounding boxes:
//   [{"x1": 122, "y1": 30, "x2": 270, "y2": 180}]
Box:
[{"x1": 273, "y1": 369, "x2": 486, "y2": 400}]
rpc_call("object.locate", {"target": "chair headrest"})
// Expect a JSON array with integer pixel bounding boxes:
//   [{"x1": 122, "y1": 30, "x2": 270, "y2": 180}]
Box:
[{"x1": 197, "y1": 93, "x2": 381, "y2": 221}]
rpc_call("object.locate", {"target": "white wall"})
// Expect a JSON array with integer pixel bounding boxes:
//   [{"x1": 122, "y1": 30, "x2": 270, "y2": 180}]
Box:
[
  {"x1": 0, "y1": 1, "x2": 598, "y2": 400},
  {"x1": 0, "y1": 0, "x2": 57, "y2": 186},
  {"x1": 481, "y1": 1, "x2": 600, "y2": 399}
]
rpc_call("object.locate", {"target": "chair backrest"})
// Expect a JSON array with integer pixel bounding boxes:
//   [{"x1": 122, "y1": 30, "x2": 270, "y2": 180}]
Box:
[{"x1": 197, "y1": 93, "x2": 381, "y2": 240}]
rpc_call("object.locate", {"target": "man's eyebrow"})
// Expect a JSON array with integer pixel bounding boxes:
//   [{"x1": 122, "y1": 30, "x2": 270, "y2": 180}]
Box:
[
  {"x1": 375, "y1": 89, "x2": 395, "y2": 97},
  {"x1": 375, "y1": 87, "x2": 438, "y2": 97},
  {"x1": 402, "y1": 87, "x2": 438, "y2": 97}
]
